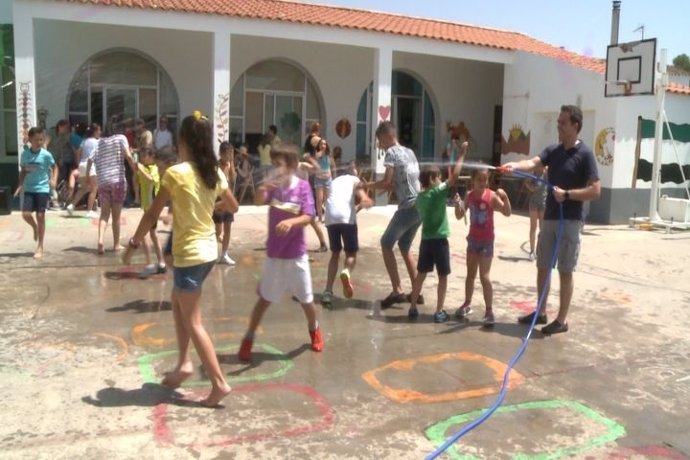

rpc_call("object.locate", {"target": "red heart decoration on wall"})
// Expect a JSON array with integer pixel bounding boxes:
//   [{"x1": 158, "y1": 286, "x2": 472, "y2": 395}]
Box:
[{"x1": 378, "y1": 105, "x2": 391, "y2": 121}]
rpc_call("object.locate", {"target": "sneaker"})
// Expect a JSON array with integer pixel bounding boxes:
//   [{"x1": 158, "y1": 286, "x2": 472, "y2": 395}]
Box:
[
  {"x1": 380, "y1": 292, "x2": 407, "y2": 309},
  {"x1": 310, "y1": 327, "x2": 324, "y2": 352},
  {"x1": 407, "y1": 293, "x2": 425, "y2": 305},
  {"x1": 541, "y1": 320, "x2": 568, "y2": 335},
  {"x1": 321, "y1": 290, "x2": 333, "y2": 305},
  {"x1": 238, "y1": 338, "x2": 253, "y2": 362},
  {"x1": 340, "y1": 269, "x2": 354, "y2": 299},
  {"x1": 66, "y1": 203, "x2": 75, "y2": 216},
  {"x1": 156, "y1": 264, "x2": 167, "y2": 274},
  {"x1": 408, "y1": 307, "x2": 419, "y2": 321},
  {"x1": 455, "y1": 303, "x2": 472, "y2": 318},
  {"x1": 483, "y1": 312, "x2": 496, "y2": 327},
  {"x1": 317, "y1": 244, "x2": 328, "y2": 253},
  {"x1": 139, "y1": 264, "x2": 157, "y2": 279},
  {"x1": 518, "y1": 311, "x2": 548, "y2": 325},
  {"x1": 86, "y1": 210, "x2": 99, "y2": 219},
  {"x1": 434, "y1": 310, "x2": 449, "y2": 323},
  {"x1": 219, "y1": 253, "x2": 236, "y2": 265}
]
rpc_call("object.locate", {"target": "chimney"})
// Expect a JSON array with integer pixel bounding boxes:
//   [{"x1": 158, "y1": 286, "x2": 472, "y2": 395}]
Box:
[{"x1": 610, "y1": 1, "x2": 621, "y2": 45}]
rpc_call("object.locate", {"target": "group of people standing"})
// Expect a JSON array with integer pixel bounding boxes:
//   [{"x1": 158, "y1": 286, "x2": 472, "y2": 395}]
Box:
[{"x1": 14, "y1": 103, "x2": 599, "y2": 407}]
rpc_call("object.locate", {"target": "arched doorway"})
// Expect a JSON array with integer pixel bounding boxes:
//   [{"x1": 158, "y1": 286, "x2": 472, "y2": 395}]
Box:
[
  {"x1": 356, "y1": 71, "x2": 436, "y2": 160},
  {"x1": 67, "y1": 50, "x2": 179, "y2": 136},
  {"x1": 229, "y1": 59, "x2": 323, "y2": 151}
]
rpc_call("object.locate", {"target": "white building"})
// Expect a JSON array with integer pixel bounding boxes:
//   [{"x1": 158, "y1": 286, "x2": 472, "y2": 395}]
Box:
[{"x1": 1, "y1": 0, "x2": 688, "y2": 223}]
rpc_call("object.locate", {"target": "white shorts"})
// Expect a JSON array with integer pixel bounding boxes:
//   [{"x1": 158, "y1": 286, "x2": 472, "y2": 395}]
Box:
[
  {"x1": 78, "y1": 163, "x2": 97, "y2": 177},
  {"x1": 259, "y1": 254, "x2": 313, "y2": 304}
]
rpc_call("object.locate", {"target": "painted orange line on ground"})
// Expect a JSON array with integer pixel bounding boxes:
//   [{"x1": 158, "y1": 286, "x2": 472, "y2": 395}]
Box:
[
  {"x1": 362, "y1": 351, "x2": 525, "y2": 404},
  {"x1": 94, "y1": 333, "x2": 129, "y2": 362},
  {"x1": 132, "y1": 316, "x2": 262, "y2": 348}
]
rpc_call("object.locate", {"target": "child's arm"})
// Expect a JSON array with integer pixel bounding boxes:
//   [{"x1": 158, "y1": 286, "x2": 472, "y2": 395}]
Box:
[
  {"x1": 453, "y1": 192, "x2": 468, "y2": 220},
  {"x1": 255, "y1": 185, "x2": 271, "y2": 206},
  {"x1": 50, "y1": 161, "x2": 58, "y2": 190},
  {"x1": 14, "y1": 168, "x2": 26, "y2": 197},
  {"x1": 122, "y1": 187, "x2": 171, "y2": 264},
  {"x1": 355, "y1": 186, "x2": 373, "y2": 212},
  {"x1": 275, "y1": 213, "x2": 312, "y2": 236},
  {"x1": 447, "y1": 141, "x2": 469, "y2": 188},
  {"x1": 136, "y1": 163, "x2": 154, "y2": 182},
  {"x1": 493, "y1": 188, "x2": 512, "y2": 217},
  {"x1": 216, "y1": 188, "x2": 239, "y2": 214},
  {"x1": 298, "y1": 160, "x2": 318, "y2": 174}
]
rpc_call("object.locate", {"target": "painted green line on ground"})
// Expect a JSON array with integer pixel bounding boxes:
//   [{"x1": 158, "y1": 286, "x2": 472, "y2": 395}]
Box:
[
  {"x1": 137, "y1": 342, "x2": 294, "y2": 386},
  {"x1": 425, "y1": 399, "x2": 626, "y2": 460}
]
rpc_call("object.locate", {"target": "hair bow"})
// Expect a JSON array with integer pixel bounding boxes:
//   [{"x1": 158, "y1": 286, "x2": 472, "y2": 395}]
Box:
[{"x1": 192, "y1": 110, "x2": 208, "y2": 121}]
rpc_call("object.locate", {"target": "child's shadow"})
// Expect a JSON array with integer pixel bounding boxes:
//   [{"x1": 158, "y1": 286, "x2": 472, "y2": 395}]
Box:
[
  {"x1": 439, "y1": 320, "x2": 545, "y2": 340},
  {"x1": 82, "y1": 383, "x2": 200, "y2": 408},
  {"x1": 107, "y1": 299, "x2": 172, "y2": 313},
  {"x1": 216, "y1": 344, "x2": 310, "y2": 376},
  {"x1": 63, "y1": 246, "x2": 101, "y2": 255},
  {"x1": 366, "y1": 312, "x2": 438, "y2": 324}
]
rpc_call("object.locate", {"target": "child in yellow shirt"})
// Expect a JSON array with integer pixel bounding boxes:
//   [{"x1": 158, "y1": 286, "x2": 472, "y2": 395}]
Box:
[{"x1": 137, "y1": 147, "x2": 166, "y2": 277}]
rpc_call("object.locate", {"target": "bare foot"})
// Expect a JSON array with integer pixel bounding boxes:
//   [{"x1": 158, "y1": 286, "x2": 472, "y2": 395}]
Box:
[
  {"x1": 113, "y1": 244, "x2": 125, "y2": 253},
  {"x1": 97, "y1": 243, "x2": 105, "y2": 255},
  {"x1": 161, "y1": 362, "x2": 194, "y2": 389},
  {"x1": 33, "y1": 247, "x2": 43, "y2": 259},
  {"x1": 200, "y1": 383, "x2": 232, "y2": 408}
]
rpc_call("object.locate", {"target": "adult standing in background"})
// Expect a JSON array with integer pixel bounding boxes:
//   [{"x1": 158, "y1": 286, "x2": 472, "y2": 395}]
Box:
[
  {"x1": 503, "y1": 105, "x2": 600, "y2": 335},
  {"x1": 153, "y1": 116, "x2": 174, "y2": 151}
]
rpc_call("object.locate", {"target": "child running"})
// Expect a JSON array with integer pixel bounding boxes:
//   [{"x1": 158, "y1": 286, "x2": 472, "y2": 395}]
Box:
[
  {"x1": 123, "y1": 112, "x2": 238, "y2": 407},
  {"x1": 321, "y1": 161, "x2": 373, "y2": 305},
  {"x1": 238, "y1": 144, "x2": 324, "y2": 362},
  {"x1": 525, "y1": 166, "x2": 547, "y2": 261},
  {"x1": 213, "y1": 142, "x2": 237, "y2": 265},
  {"x1": 14, "y1": 127, "x2": 58, "y2": 259},
  {"x1": 136, "y1": 147, "x2": 166, "y2": 278},
  {"x1": 453, "y1": 167, "x2": 512, "y2": 326},
  {"x1": 408, "y1": 142, "x2": 467, "y2": 322},
  {"x1": 154, "y1": 146, "x2": 179, "y2": 267}
]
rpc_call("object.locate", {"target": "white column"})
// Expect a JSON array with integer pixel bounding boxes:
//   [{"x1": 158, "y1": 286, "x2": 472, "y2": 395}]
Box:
[
  {"x1": 12, "y1": 2, "x2": 37, "y2": 169},
  {"x1": 371, "y1": 46, "x2": 392, "y2": 175},
  {"x1": 649, "y1": 48, "x2": 667, "y2": 221},
  {"x1": 212, "y1": 31, "x2": 231, "y2": 155}
]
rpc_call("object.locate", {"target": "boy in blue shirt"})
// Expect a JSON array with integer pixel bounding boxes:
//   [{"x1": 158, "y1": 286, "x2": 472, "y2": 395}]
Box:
[{"x1": 14, "y1": 127, "x2": 58, "y2": 259}]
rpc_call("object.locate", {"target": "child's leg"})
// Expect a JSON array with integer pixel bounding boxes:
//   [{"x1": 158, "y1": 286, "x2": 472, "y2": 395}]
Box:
[
  {"x1": 176, "y1": 288, "x2": 231, "y2": 406},
  {"x1": 21, "y1": 211, "x2": 38, "y2": 242},
  {"x1": 344, "y1": 252, "x2": 356, "y2": 272},
  {"x1": 143, "y1": 233, "x2": 152, "y2": 266},
  {"x1": 310, "y1": 220, "x2": 327, "y2": 247},
  {"x1": 87, "y1": 176, "x2": 98, "y2": 211},
  {"x1": 315, "y1": 187, "x2": 324, "y2": 222},
  {"x1": 245, "y1": 297, "x2": 271, "y2": 339},
  {"x1": 98, "y1": 201, "x2": 111, "y2": 254},
  {"x1": 35, "y1": 212, "x2": 46, "y2": 258},
  {"x1": 326, "y1": 250, "x2": 340, "y2": 292},
  {"x1": 479, "y1": 256, "x2": 494, "y2": 313},
  {"x1": 465, "y1": 252, "x2": 480, "y2": 304},
  {"x1": 161, "y1": 289, "x2": 193, "y2": 388},
  {"x1": 221, "y1": 221, "x2": 231, "y2": 255},
  {"x1": 215, "y1": 222, "x2": 222, "y2": 243},
  {"x1": 150, "y1": 227, "x2": 164, "y2": 266},
  {"x1": 409, "y1": 272, "x2": 427, "y2": 309},
  {"x1": 111, "y1": 203, "x2": 124, "y2": 251},
  {"x1": 437, "y1": 275, "x2": 447, "y2": 313},
  {"x1": 300, "y1": 302, "x2": 318, "y2": 331}
]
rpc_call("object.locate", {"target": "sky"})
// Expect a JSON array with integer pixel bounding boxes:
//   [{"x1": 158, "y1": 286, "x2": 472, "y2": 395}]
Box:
[{"x1": 304, "y1": 0, "x2": 688, "y2": 61}]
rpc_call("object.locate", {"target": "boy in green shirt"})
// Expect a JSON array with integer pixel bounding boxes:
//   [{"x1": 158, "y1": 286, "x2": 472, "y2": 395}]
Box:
[{"x1": 408, "y1": 142, "x2": 467, "y2": 322}]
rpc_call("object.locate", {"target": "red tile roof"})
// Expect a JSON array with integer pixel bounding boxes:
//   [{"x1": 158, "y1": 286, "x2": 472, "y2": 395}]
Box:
[
  {"x1": 668, "y1": 81, "x2": 690, "y2": 95},
  {"x1": 61, "y1": 0, "x2": 606, "y2": 71},
  {"x1": 52, "y1": 0, "x2": 690, "y2": 96}
]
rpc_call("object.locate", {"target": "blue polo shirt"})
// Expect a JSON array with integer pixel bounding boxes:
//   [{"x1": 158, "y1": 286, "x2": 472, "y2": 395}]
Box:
[
  {"x1": 539, "y1": 142, "x2": 599, "y2": 221},
  {"x1": 20, "y1": 147, "x2": 55, "y2": 194}
]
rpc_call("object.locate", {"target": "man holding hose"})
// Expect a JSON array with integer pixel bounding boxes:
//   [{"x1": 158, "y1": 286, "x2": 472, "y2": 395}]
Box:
[{"x1": 503, "y1": 105, "x2": 600, "y2": 334}]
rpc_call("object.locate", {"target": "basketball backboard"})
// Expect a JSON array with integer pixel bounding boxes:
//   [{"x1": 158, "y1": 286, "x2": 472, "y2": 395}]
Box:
[{"x1": 605, "y1": 38, "x2": 656, "y2": 97}]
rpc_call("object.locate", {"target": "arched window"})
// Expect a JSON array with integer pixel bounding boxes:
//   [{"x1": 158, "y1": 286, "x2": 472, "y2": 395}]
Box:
[
  {"x1": 356, "y1": 71, "x2": 436, "y2": 160},
  {"x1": 67, "y1": 50, "x2": 179, "y2": 135},
  {"x1": 229, "y1": 60, "x2": 323, "y2": 151}
]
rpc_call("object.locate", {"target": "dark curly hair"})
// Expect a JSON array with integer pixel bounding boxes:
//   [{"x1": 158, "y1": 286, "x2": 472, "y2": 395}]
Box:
[{"x1": 179, "y1": 114, "x2": 218, "y2": 189}]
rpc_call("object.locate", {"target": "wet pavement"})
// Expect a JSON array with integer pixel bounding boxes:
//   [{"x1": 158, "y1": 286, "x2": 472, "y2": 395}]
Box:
[{"x1": 1, "y1": 206, "x2": 689, "y2": 459}]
